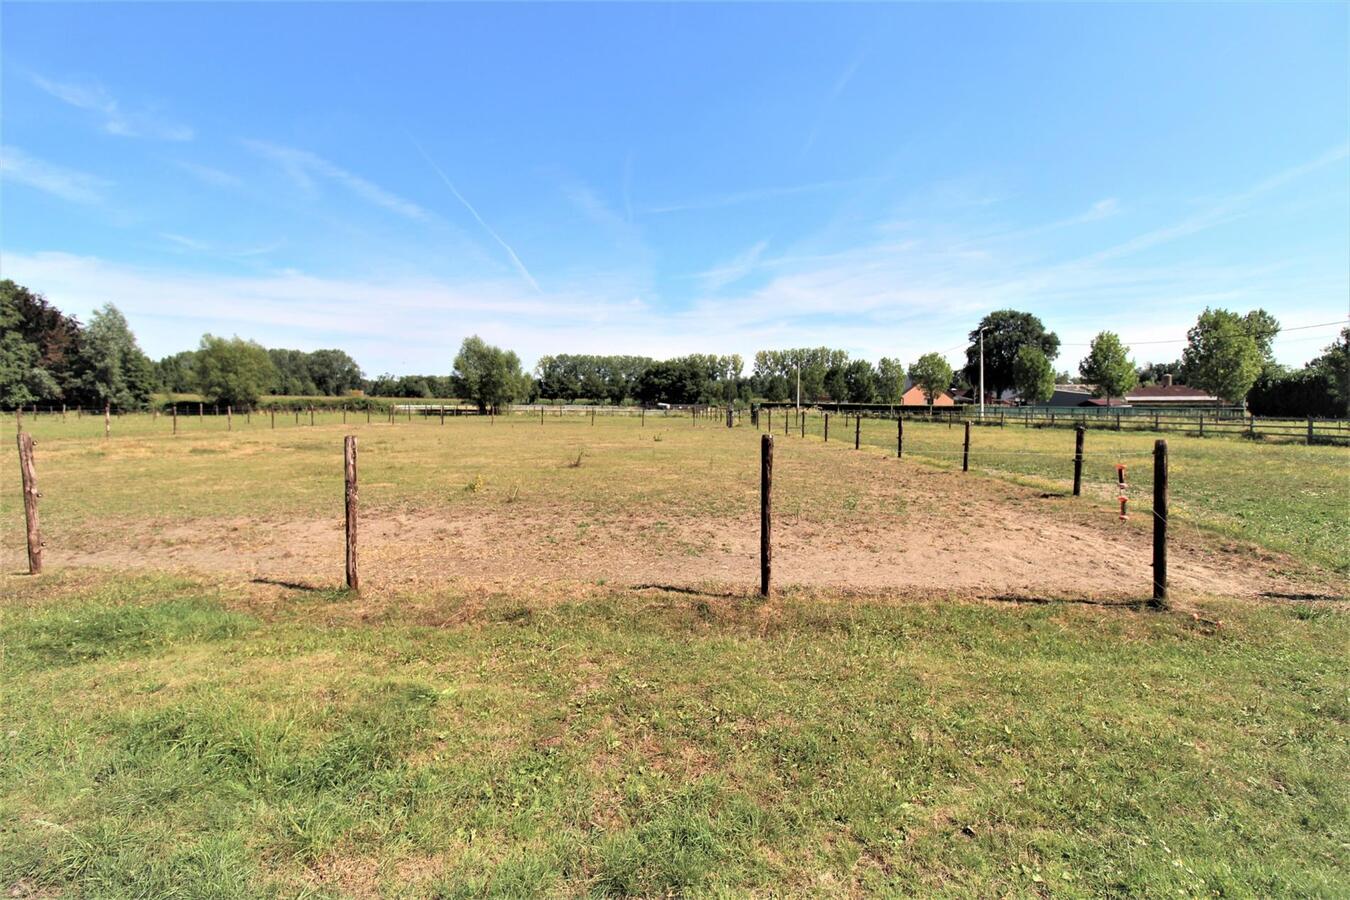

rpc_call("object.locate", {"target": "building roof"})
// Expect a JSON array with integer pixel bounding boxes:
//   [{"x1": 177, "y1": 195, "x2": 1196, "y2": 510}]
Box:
[{"x1": 1126, "y1": 384, "x2": 1218, "y2": 401}]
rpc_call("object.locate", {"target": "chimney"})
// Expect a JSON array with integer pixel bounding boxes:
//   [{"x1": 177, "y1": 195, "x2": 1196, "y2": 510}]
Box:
[{"x1": 1162, "y1": 373, "x2": 1173, "y2": 387}]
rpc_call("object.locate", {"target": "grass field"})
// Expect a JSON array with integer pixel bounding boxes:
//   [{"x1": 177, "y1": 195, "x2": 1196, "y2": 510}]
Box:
[{"x1": 2, "y1": 411, "x2": 1347, "y2": 896}]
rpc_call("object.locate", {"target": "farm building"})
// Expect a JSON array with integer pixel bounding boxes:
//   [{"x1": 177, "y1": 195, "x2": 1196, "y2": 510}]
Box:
[
  {"x1": 1125, "y1": 375, "x2": 1222, "y2": 408},
  {"x1": 900, "y1": 384, "x2": 954, "y2": 406}
]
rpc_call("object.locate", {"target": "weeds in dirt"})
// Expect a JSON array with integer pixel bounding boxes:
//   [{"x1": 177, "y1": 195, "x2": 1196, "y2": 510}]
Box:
[
  {"x1": 464, "y1": 473, "x2": 485, "y2": 493},
  {"x1": 566, "y1": 448, "x2": 586, "y2": 468}
]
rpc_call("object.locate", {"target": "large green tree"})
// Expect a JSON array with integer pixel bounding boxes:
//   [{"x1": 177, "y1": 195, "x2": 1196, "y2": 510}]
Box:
[
  {"x1": 1078, "y1": 331, "x2": 1138, "y2": 403},
  {"x1": 1309, "y1": 326, "x2": 1349, "y2": 415},
  {"x1": 1181, "y1": 309, "x2": 1263, "y2": 405},
  {"x1": 0, "y1": 291, "x2": 60, "y2": 407},
  {"x1": 195, "y1": 335, "x2": 278, "y2": 407},
  {"x1": 907, "y1": 353, "x2": 953, "y2": 408},
  {"x1": 76, "y1": 304, "x2": 156, "y2": 409},
  {"x1": 1012, "y1": 345, "x2": 1055, "y2": 404},
  {"x1": 963, "y1": 310, "x2": 1060, "y2": 397},
  {"x1": 874, "y1": 357, "x2": 905, "y2": 406},
  {"x1": 452, "y1": 336, "x2": 529, "y2": 413},
  {"x1": 307, "y1": 349, "x2": 364, "y2": 395}
]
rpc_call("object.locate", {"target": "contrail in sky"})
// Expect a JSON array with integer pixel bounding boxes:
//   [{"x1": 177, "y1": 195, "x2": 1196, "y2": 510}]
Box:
[{"x1": 412, "y1": 138, "x2": 541, "y2": 292}]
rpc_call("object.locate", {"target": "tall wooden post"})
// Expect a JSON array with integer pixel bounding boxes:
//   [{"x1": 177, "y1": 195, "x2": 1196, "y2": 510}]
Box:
[
  {"x1": 1152, "y1": 439, "x2": 1168, "y2": 608},
  {"x1": 1072, "y1": 426, "x2": 1085, "y2": 497},
  {"x1": 824, "y1": 413, "x2": 829, "y2": 442},
  {"x1": 61, "y1": 403, "x2": 66, "y2": 422},
  {"x1": 962, "y1": 421, "x2": 971, "y2": 471},
  {"x1": 897, "y1": 415, "x2": 903, "y2": 458},
  {"x1": 641, "y1": 407, "x2": 646, "y2": 427},
  {"x1": 344, "y1": 436, "x2": 359, "y2": 592},
  {"x1": 854, "y1": 414, "x2": 861, "y2": 450},
  {"x1": 311, "y1": 407, "x2": 316, "y2": 426},
  {"x1": 17, "y1": 433, "x2": 43, "y2": 574},
  {"x1": 104, "y1": 403, "x2": 111, "y2": 439},
  {"x1": 540, "y1": 405, "x2": 545, "y2": 425},
  {"x1": 173, "y1": 404, "x2": 178, "y2": 435},
  {"x1": 270, "y1": 408, "x2": 276, "y2": 429},
  {"x1": 440, "y1": 405, "x2": 445, "y2": 426},
  {"x1": 592, "y1": 407, "x2": 596, "y2": 426},
  {"x1": 800, "y1": 410, "x2": 805, "y2": 438},
  {"x1": 767, "y1": 408, "x2": 771, "y2": 433},
  {"x1": 342, "y1": 407, "x2": 347, "y2": 425},
  {"x1": 728, "y1": 406, "x2": 734, "y2": 429},
  {"x1": 198, "y1": 402, "x2": 203, "y2": 421},
  {"x1": 1307, "y1": 417, "x2": 1314, "y2": 445},
  {"x1": 246, "y1": 408, "x2": 251, "y2": 425},
  {"x1": 227, "y1": 405, "x2": 233, "y2": 432},
  {"x1": 15, "y1": 407, "x2": 21, "y2": 434},
  {"x1": 760, "y1": 434, "x2": 773, "y2": 597}
]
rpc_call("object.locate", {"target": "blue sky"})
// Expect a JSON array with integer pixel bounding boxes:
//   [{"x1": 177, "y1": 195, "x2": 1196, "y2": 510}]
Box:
[{"x1": 2, "y1": 2, "x2": 1347, "y2": 376}]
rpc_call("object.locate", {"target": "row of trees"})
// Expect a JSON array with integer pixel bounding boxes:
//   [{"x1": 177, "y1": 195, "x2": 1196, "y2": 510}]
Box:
[
  {"x1": 1, "y1": 281, "x2": 157, "y2": 409},
  {"x1": 4, "y1": 280, "x2": 1345, "y2": 415}
]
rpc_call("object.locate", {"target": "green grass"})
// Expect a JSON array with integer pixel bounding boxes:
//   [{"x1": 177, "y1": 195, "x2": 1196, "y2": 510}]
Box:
[{"x1": 2, "y1": 572, "x2": 1346, "y2": 896}]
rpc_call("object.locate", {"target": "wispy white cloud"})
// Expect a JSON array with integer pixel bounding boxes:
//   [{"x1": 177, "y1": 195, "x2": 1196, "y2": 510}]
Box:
[
  {"x1": 698, "y1": 239, "x2": 770, "y2": 292},
  {"x1": 158, "y1": 232, "x2": 284, "y2": 260},
  {"x1": 243, "y1": 140, "x2": 431, "y2": 222},
  {"x1": 172, "y1": 160, "x2": 243, "y2": 189},
  {"x1": 413, "y1": 140, "x2": 541, "y2": 292},
  {"x1": 0, "y1": 145, "x2": 109, "y2": 204},
  {"x1": 31, "y1": 73, "x2": 193, "y2": 141},
  {"x1": 644, "y1": 175, "x2": 887, "y2": 215}
]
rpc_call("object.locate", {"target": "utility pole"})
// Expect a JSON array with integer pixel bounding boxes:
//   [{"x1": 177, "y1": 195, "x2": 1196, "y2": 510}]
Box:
[{"x1": 978, "y1": 327, "x2": 986, "y2": 420}]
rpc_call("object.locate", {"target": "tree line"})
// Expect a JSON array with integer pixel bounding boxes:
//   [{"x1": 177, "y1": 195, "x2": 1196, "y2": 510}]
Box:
[{"x1": 3, "y1": 279, "x2": 1345, "y2": 416}]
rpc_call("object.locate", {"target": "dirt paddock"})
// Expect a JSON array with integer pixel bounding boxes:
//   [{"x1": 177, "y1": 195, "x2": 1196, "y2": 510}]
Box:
[{"x1": 11, "y1": 455, "x2": 1329, "y2": 604}]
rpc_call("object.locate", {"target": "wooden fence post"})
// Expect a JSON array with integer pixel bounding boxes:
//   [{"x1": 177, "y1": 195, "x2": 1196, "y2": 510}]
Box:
[
  {"x1": 15, "y1": 407, "x2": 21, "y2": 434},
  {"x1": 824, "y1": 413, "x2": 829, "y2": 442},
  {"x1": 760, "y1": 434, "x2": 773, "y2": 597},
  {"x1": 800, "y1": 410, "x2": 805, "y2": 438},
  {"x1": 17, "y1": 433, "x2": 43, "y2": 574},
  {"x1": 962, "y1": 420, "x2": 971, "y2": 471},
  {"x1": 1307, "y1": 417, "x2": 1314, "y2": 446},
  {"x1": 61, "y1": 403, "x2": 66, "y2": 422},
  {"x1": 198, "y1": 402, "x2": 203, "y2": 421},
  {"x1": 227, "y1": 405, "x2": 233, "y2": 432},
  {"x1": 173, "y1": 404, "x2": 178, "y2": 435},
  {"x1": 897, "y1": 415, "x2": 903, "y2": 458},
  {"x1": 311, "y1": 407, "x2": 316, "y2": 427},
  {"x1": 440, "y1": 405, "x2": 444, "y2": 426},
  {"x1": 104, "y1": 403, "x2": 111, "y2": 439},
  {"x1": 540, "y1": 405, "x2": 545, "y2": 425},
  {"x1": 592, "y1": 407, "x2": 596, "y2": 426},
  {"x1": 1073, "y1": 426, "x2": 1085, "y2": 497},
  {"x1": 344, "y1": 435, "x2": 359, "y2": 592},
  {"x1": 767, "y1": 408, "x2": 772, "y2": 433},
  {"x1": 1152, "y1": 439, "x2": 1168, "y2": 608},
  {"x1": 247, "y1": 408, "x2": 251, "y2": 425},
  {"x1": 854, "y1": 414, "x2": 861, "y2": 450}
]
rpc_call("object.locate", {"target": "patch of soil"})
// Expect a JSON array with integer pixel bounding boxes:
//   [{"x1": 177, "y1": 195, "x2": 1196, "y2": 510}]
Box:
[{"x1": 6, "y1": 452, "x2": 1333, "y2": 603}]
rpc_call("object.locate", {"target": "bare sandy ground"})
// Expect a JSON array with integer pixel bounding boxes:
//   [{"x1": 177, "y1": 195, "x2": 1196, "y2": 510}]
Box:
[{"x1": 7, "y1": 458, "x2": 1335, "y2": 603}]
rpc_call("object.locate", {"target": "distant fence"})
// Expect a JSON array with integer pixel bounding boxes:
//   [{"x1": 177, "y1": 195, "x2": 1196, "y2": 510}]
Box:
[{"x1": 761, "y1": 402, "x2": 1349, "y2": 445}]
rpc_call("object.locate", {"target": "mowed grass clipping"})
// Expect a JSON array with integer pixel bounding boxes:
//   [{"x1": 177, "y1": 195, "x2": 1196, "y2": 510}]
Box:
[
  {"x1": 2, "y1": 571, "x2": 1347, "y2": 896},
  {"x1": 3, "y1": 409, "x2": 1349, "y2": 573}
]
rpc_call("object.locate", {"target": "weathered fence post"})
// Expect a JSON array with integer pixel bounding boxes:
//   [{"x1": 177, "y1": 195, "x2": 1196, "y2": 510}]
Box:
[
  {"x1": 641, "y1": 407, "x2": 646, "y2": 427},
  {"x1": 897, "y1": 415, "x2": 903, "y2": 458},
  {"x1": 962, "y1": 420, "x2": 971, "y2": 471},
  {"x1": 1152, "y1": 439, "x2": 1168, "y2": 608},
  {"x1": 439, "y1": 405, "x2": 444, "y2": 426},
  {"x1": 800, "y1": 410, "x2": 805, "y2": 438},
  {"x1": 173, "y1": 404, "x2": 179, "y2": 435},
  {"x1": 311, "y1": 407, "x2": 317, "y2": 427},
  {"x1": 61, "y1": 403, "x2": 66, "y2": 422},
  {"x1": 824, "y1": 413, "x2": 829, "y2": 442},
  {"x1": 15, "y1": 407, "x2": 22, "y2": 434},
  {"x1": 17, "y1": 433, "x2": 43, "y2": 574},
  {"x1": 227, "y1": 405, "x2": 233, "y2": 432},
  {"x1": 540, "y1": 405, "x2": 545, "y2": 425},
  {"x1": 728, "y1": 406, "x2": 734, "y2": 429},
  {"x1": 854, "y1": 414, "x2": 861, "y2": 450},
  {"x1": 760, "y1": 433, "x2": 773, "y2": 597},
  {"x1": 198, "y1": 402, "x2": 203, "y2": 421},
  {"x1": 344, "y1": 435, "x2": 359, "y2": 592},
  {"x1": 1073, "y1": 426, "x2": 1085, "y2": 497},
  {"x1": 767, "y1": 408, "x2": 772, "y2": 433},
  {"x1": 247, "y1": 408, "x2": 251, "y2": 425},
  {"x1": 1307, "y1": 417, "x2": 1314, "y2": 446},
  {"x1": 104, "y1": 403, "x2": 111, "y2": 439},
  {"x1": 592, "y1": 407, "x2": 597, "y2": 427}
]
